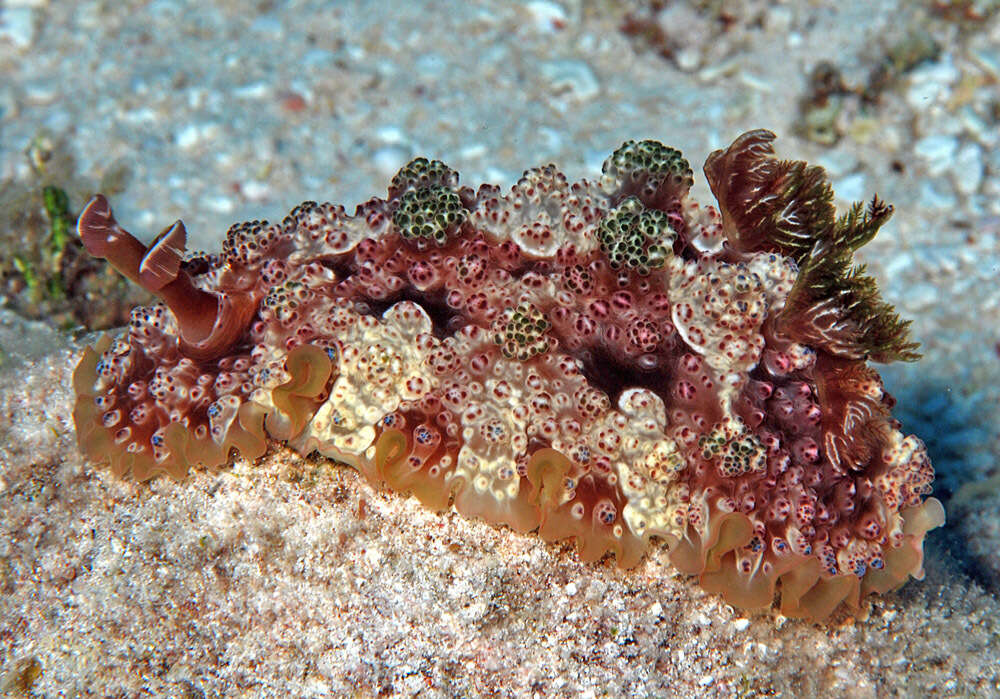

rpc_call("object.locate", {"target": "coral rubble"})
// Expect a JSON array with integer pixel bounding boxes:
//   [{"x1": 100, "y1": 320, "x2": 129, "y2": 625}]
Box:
[{"x1": 72, "y1": 130, "x2": 943, "y2": 620}]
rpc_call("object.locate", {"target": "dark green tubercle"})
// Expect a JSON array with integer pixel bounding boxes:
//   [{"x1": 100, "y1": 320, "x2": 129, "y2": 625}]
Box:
[
  {"x1": 493, "y1": 302, "x2": 551, "y2": 361},
  {"x1": 389, "y1": 157, "x2": 459, "y2": 199},
  {"x1": 597, "y1": 197, "x2": 675, "y2": 275},
  {"x1": 392, "y1": 185, "x2": 467, "y2": 248},
  {"x1": 602, "y1": 139, "x2": 694, "y2": 209}
]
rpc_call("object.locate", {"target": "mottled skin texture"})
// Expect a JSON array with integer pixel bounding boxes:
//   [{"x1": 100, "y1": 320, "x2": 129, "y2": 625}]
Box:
[{"x1": 73, "y1": 131, "x2": 943, "y2": 621}]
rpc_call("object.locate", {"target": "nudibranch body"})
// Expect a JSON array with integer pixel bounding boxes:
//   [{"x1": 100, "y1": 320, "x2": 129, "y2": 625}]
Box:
[{"x1": 73, "y1": 131, "x2": 943, "y2": 621}]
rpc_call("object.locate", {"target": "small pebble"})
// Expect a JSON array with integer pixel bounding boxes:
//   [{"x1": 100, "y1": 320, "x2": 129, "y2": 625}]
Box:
[
  {"x1": 913, "y1": 135, "x2": 959, "y2": 176},
  {"x1": 540, "y1": 60, "x2": 600, "y2": 104},
  {"x1": 373, "y1": 145, "x2": 411, "y2": 177},
  {"x1": 953, "y1": 142, "x2": 984, "y2": 196},
  {"x1": 0, "y1": 7, "x2": 35, "y2": 49},
  {"x1": 525, "y1": 1, "x2": 567, "y2": 33},
  {"x1": 832, "y1": 173, "x2": 866, "y2": 203}
]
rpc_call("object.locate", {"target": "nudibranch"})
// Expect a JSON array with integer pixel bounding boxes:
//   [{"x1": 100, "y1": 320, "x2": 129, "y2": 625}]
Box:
[{"x1": 73, "y1": 131, "x2": 944, "y2": 621}]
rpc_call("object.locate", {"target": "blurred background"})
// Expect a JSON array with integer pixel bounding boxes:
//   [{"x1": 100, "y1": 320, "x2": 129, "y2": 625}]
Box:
[{"x1": 0, "y1": 0, "x2": 998, "y2": 694}]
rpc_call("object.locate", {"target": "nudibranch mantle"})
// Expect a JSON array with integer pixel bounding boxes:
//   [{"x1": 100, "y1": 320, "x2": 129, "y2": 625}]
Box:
[{"x1": 73, "y1": 131, "x2": 944, "y2": 621}]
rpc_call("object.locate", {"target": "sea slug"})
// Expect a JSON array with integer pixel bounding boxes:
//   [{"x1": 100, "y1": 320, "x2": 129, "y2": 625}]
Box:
[{"x1": 72, "y1": 130, "x2": 944, "y2": 621}]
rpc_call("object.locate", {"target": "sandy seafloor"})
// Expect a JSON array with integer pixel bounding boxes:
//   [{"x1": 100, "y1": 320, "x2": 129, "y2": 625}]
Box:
[{"x1": 1, "y1": 1, "x2": 999, "y2": 697}]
